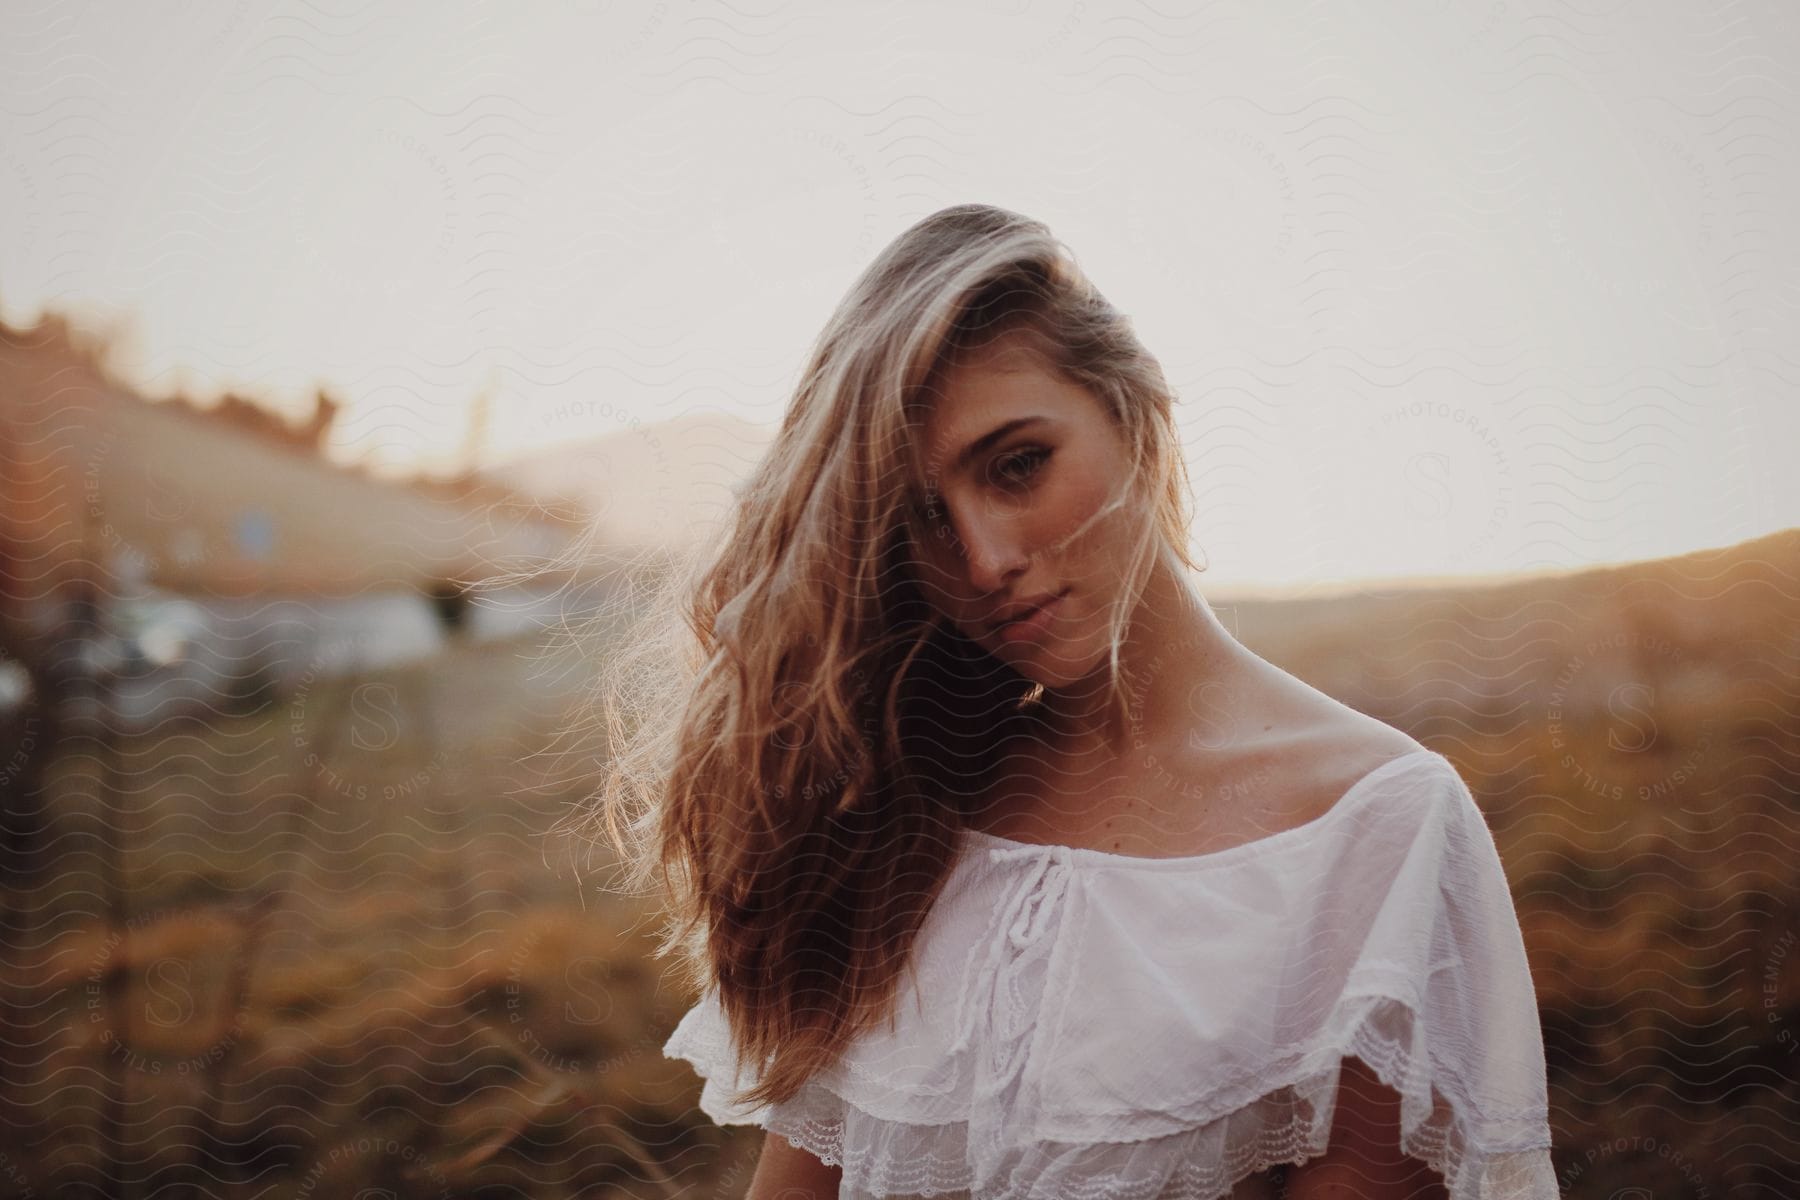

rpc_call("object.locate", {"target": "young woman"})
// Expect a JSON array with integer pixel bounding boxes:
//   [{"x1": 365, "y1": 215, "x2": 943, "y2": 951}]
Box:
[{"x1": 572, "y1": 203, "x2": 1558, "y2": 1199}]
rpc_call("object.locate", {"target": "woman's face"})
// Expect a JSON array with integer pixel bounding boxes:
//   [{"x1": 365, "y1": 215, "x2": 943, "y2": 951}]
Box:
[{"x1": 909, "y1": 333, "x2": 1143, "y2": 689}]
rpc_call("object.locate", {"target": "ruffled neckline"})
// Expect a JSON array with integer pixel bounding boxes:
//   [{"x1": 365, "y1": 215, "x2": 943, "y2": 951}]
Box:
[{"x1": 957, "y1": 746, "x2": 1440, "y2": 871}]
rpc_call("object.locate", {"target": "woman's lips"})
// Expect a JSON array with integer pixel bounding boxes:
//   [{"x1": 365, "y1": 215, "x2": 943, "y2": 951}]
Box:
[{"x1": 996, "y1": 589, "x2": 1066, "y2": 644}]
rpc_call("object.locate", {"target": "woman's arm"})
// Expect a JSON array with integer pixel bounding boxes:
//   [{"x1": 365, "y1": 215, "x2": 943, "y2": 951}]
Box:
[
  {"x1": 1284, "y1": 1055, "x2": 1449, "y2": 1200},
  {"x1": 744, "y1": 1128, "x2": 843, "y2": 1200}
]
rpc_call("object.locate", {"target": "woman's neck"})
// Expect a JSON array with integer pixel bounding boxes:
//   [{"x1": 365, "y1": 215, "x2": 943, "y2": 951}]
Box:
[{"x1": 1036, "y1": 561, "x2": 1250, "y2": 768}]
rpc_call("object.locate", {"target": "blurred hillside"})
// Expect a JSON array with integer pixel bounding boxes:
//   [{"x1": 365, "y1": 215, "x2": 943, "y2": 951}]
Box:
[
  {"x1": 0, "y1": 311, "x2": 582, "y2": 601},
  {"x1": 482, "y1": 410, "x2": 777, "y2": 556},
  {"x1": 1218, "y1": 526, "x2": 1797, "y2": 751}
]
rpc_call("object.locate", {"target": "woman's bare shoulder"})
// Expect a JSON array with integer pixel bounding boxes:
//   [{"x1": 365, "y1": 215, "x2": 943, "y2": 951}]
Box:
[
  {"x1": 1289, "y1": 717, "x2": 1427, "y2": 811},
  {"x1": 1232, "y1": 660, "x2": 1429, "y2": 826}
]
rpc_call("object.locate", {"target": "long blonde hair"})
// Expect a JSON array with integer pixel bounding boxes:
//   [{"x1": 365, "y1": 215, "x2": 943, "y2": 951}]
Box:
[{"x1": 553, "y1": 202, "x2": 1202, "y2": 1109}]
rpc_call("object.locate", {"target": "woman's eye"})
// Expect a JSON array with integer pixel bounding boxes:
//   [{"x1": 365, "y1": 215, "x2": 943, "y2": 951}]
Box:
[{"x1": 991, "y1": 445, "x2": 1051, "y2": 485}]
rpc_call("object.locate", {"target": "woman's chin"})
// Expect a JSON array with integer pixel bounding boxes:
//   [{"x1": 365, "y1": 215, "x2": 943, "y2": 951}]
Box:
[{"x1": 1002, "y1": 643, "x2": 1092, "y2": 692}]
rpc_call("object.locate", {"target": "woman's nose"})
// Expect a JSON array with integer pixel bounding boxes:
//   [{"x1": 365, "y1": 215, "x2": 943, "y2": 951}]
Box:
[{"x1": 951, "y1": 511, "x2": 1028, "y2": 596}]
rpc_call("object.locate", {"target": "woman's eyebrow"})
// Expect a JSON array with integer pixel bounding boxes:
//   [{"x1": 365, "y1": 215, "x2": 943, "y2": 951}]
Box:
[{"x1": 950, "y1": 415, "x2": 1051, "y2": 475}]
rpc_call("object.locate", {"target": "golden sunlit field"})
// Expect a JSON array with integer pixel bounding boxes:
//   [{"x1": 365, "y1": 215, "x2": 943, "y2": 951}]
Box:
[
  {"x1": 3, "y1": 528, "x2": 1797, "y2": 1198},
  {"x1": 1, "y1": 626, "x2": 761, "y2": 1200}
]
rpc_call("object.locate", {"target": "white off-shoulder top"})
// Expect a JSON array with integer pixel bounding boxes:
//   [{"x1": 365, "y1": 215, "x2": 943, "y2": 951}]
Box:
[{"x1": 662, "y1": 748, "x2": 1560, "y2": 1200}]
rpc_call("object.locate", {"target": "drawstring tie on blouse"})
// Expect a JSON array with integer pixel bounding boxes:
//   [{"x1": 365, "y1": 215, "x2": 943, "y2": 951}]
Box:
[
  {"x1": 949, "y1": 842, "x2": 1075, "y2": 1056},
  {"x1": 948, "y1": 841, "x2": 1077, "y2": 1190}
]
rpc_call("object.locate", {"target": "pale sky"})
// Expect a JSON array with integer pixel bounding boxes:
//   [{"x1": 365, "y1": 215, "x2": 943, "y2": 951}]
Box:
[{"x1": 4, "y1": 1, "x2": 1796, "y2": 591}]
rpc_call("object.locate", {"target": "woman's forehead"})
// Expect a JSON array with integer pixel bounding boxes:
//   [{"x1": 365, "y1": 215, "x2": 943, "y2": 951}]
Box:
[{"x1": 918, "y1": 361, "x2": 1065, "y2": 461}]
